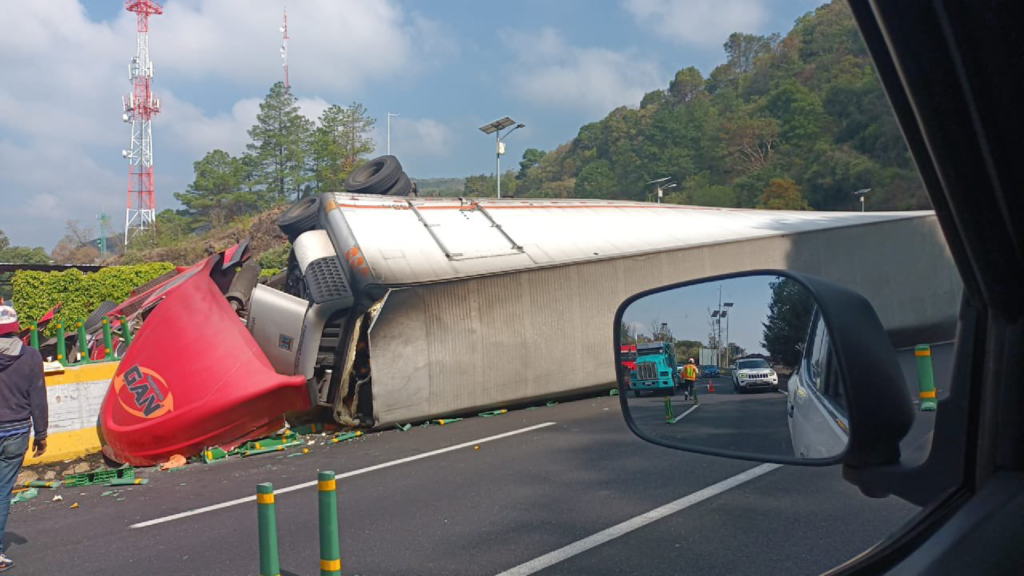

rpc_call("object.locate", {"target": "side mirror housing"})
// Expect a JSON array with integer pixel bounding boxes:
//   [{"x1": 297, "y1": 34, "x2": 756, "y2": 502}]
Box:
[{"x1": 615, "y1": 270, "x2": 915, "y2": 469}]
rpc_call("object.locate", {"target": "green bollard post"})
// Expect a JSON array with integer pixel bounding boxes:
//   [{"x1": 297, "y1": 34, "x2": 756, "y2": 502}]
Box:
[
  {"x1": 318, "y1": 471, "x2": 342, "y2": 576},
  {"x1": 257, "y1": 483, "x2": 281, "y2": 576},
  {"x1": 55, "y1": 323, "x2": 66, "y2": 365},
  {"x1": 29, "y1": 324, "x2": 39, "y2": 350},
  {"x1": 915, "y1": 345, "x2": 937, "y2": 412},
  {"x1": 101, "y1": 318, "x2": 114, "y2": 360},
  {"x1": 664, "y1": 396, "x2": 674, "y2": 423},
  {"x1": 119, "y1": 315, "x2": 133, "y2": 349},
  {"x1": 76, "y1": 320, "x2": 89, "y2": 364}
]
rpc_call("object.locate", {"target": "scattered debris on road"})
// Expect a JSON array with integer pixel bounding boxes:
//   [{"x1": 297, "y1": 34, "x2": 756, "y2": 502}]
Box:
[
  {"x1": 10, "y1": 488, "x2": 38, "y2": 505},
  {"x1": 159, "y1": 454, "x2": 187, "y2": 470}
]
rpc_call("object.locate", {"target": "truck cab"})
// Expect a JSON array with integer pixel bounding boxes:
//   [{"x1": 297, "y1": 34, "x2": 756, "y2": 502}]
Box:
[{"x1": 629, "y1": 341, "x2": 680, "y2": 397}]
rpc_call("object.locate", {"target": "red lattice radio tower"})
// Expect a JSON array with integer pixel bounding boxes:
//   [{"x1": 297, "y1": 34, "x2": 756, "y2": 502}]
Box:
[{"x1": 121, "y1": 0, "x2": 163, "y2": 244}]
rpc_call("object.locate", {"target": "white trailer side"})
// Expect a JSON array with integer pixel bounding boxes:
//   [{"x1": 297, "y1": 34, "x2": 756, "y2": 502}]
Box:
[{"x1": 317, "y1": 196, "x2": 960, "y2": 427}]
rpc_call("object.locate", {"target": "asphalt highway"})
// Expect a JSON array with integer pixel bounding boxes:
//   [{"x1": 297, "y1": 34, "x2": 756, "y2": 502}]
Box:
[
  {"x1": 6, "y1": 390, "x2": 921, "y2": 576},
  {"x1": 626, "y1": 378, "x2": 794, "y2": 457}
]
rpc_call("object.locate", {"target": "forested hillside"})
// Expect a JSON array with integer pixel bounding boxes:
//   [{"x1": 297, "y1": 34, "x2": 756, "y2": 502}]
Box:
[{"x1": 512, "y1": 1, "x2": 926, "y2": 211}]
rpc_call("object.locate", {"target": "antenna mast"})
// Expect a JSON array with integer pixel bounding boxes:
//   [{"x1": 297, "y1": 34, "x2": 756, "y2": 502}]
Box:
[
  {"x1": 281, "y1": 7, "x2": 290, "y2": 89},
  {"x1": 97, "y1": 213, "x2": 110, "y2": 260},
  {"x1": 122, "y1": 0, "x2": 163, "y2": 245}
]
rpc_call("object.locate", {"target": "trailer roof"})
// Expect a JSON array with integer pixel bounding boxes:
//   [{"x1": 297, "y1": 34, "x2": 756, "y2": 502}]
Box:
[{"x1": 327, "y1": 194, "x2": 932, "y2": 287}]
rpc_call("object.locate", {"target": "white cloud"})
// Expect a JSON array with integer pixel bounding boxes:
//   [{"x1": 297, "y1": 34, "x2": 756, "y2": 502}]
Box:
[
  {"x1": 0, "y1": 0, "x2": 450, "y2": 249},
  {"x1": 500, "y1": 28, "x2": 664, "y2": 114},
  {"x1": 384, "y1": 117, "x2": 454, "y2": 158},
  {"x1": 621, "y1": 0, "x2": 769, "y2": 46},
  {"x1": 0, "y1": 139, "x2": 123, "y2": 240},
  {"x1": 159, "y1": 94, "x2": 330, "y2": 159},
  {"x1": 153, "y1": 1, "x2": 450, "y2": 92}
]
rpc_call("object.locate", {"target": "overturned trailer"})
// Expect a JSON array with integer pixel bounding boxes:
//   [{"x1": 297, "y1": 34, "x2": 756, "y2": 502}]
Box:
[
  {"x1": 261, "y1": 193, "x2": 961, "y2": 429},
  {"x1": 99, "y1": 185, "x2": 960, "y2": 465}
]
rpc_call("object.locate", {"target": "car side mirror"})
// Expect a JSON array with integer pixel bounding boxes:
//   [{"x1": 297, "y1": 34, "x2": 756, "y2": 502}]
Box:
[{"x1": 615, "y1": 270, "x2": 914, "y2": 468}]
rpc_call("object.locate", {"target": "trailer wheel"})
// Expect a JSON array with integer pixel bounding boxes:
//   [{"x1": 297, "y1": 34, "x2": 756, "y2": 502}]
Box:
[
  {"x1": 344, "y1": 155, "x2": 402, "y2": 195},
  {"x1": 278, "y1": 196, "x2": 321, "y2": 241}
]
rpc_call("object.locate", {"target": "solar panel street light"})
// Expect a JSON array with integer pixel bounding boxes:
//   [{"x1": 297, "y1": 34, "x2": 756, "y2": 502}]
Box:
[
  {"x1": 479, "y1": 117, "x2": 516, "y2": 135},
  {"x1": 853, "y1": 188, "x2": 871, "y2": 212},
  {"x1": 479, "y1": 117, "x2": 524, "y2": 198}
]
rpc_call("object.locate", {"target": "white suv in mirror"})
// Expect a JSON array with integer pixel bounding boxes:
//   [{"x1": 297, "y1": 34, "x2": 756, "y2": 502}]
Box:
[{"x1": 731, "y1": 358, "x2": 779, "y2": 393}]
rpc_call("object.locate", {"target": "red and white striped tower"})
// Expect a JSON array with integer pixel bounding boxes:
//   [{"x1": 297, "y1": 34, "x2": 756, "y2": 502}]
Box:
[
  {"x1": 281, "y1": 7, "x2": 290, "y2": 89},
  {"x1": 122, "y1": 0, "x2": 163, "y2": 244}
]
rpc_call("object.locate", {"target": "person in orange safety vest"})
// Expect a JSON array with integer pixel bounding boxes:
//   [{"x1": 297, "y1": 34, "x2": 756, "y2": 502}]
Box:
[{"x1": 681, "y1": 358, "x2": 700, "y2": 404}]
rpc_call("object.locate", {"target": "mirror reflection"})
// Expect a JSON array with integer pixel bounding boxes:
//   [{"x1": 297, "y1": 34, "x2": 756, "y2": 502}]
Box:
[{"x1": 619, "y1": 275, "x2": 848, "y2": 461}]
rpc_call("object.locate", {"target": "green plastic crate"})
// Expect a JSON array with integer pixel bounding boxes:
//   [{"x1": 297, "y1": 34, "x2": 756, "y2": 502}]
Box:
[{"x1": 64, "y1": 467, "x2": 135, "y2": 487}]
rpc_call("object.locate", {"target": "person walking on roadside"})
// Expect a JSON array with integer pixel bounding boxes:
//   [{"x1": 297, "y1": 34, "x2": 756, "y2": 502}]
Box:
[
  {"x1": 682, "y1": 358, "x2": 701, "y2": 404},
  {"x1": 0, "y1": 306, "x2": 48, "y2": 573}
]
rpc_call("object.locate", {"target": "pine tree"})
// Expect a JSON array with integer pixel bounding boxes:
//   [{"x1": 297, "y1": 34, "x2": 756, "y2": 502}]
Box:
[
  {"x1": 310, "y1": 103, "x2": 376, "y2": 192},
  {"x1": 246, "y1": 82, "x2": 313, "y2": 201}
]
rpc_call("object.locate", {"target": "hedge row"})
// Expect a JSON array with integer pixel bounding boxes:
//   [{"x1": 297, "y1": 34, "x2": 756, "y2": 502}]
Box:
[{"x1": 12, "y1": 262, "x2": 175, "y2": 338}]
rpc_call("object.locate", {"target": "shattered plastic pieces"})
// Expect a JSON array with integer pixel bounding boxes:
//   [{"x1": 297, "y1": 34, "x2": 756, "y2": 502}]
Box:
[
  {"x1": 10, "y1": 488, "x2": 38, "y2": 505},
  {"x1": 240, "y1": 440, "x2": 303, "y2": 457},
  {"x1": 160, "y1": 454, "x2": 187, "y2": 471},
  {"x1": 202, "y1": 447, "x2": 229, "y2": 463},
  {"x1": 331, "y1": 431, "x2": 363, "y2": 444},
  {"x1": 478, "y1": 409, "x2": 508, "y2": 418},
  {"x1": 110, "y1": 478, "x2": 148, "y2": 486},
  {"x1": 23, "y1": 480, "x2": 61, "y2": 489}
]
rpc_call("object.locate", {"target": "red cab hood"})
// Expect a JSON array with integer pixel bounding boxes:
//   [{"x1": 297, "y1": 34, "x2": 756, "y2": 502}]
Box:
[{"x1": 99, "y1": 254, "x2": 311, "y2": 466}]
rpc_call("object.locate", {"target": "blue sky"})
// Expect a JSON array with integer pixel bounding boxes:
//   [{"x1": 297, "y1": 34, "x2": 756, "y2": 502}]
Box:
[
  {"x1": 1, "y1": 0, "x2": 826, "y2": 249},
  {"x1": 623, "y1": 275, "x2": 779, "y2": 356}
]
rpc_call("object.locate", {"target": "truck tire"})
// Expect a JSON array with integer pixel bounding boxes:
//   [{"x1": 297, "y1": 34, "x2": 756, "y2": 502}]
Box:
[
  {"x1": 384, "y1": 172, "x2": 412, "y2": 196},
  {"x1": 344, "y1": 155, "x2": 402, "y2": 195},
  {"x1": 278, "y1": 196, "x2": 321, "y2": 241}
]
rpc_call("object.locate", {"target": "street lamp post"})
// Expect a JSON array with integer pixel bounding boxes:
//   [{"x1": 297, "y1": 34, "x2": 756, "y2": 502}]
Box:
[
  {"x1": 479, "y1": 117, "x2": 525, "y2": 198},
  {"x1": 387, "y1": 112, "x2": 400, "y2": 156},
  {"x1": 723, "y1": 302, "x2": 734, "y2": 367},
  {"x1": 853, "y1": 188, "x2": 871, "y2": 212},
  {"x1": 647, "y1": 177, "x2": 676, "y2": 204}
]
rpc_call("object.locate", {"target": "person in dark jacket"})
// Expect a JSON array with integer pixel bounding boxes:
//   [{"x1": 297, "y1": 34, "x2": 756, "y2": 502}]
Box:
[{"x1": 0, "y1": 305, "x2": 48, "y2": 573}]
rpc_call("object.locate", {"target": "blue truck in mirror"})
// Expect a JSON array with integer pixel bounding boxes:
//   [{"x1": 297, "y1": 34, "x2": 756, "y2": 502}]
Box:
[{"x1": 628, "y1": 341, "x2": 680, "y2": 397}]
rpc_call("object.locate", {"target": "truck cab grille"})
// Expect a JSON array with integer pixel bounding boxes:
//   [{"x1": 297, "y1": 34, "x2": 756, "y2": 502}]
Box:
[{"x1": 637, "y1": 362, "x2": 657, "y2": 380}]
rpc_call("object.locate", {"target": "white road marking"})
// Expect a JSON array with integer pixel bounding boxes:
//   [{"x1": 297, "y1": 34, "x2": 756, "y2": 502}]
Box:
[
  {"x1": 494, "y1": 463, "x2": 782, "y2": 576},
  {"x1": 669, "y1": 403, "x2": 700, "y2": 423},
  {"x1": 131, "y1": 421, "x2": 558, "y2": 529}
]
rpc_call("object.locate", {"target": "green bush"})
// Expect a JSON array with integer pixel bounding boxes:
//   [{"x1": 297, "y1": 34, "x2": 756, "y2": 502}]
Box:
[
  {"x1": 259, "y1": 268, "x2": 282, "y2": 278},
  {"x1": 12, "y1": 262, "x2": 175, "y2": 338},
  {"x1": 258, "y1": 243, "x2": 290, "y2": 270}
]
